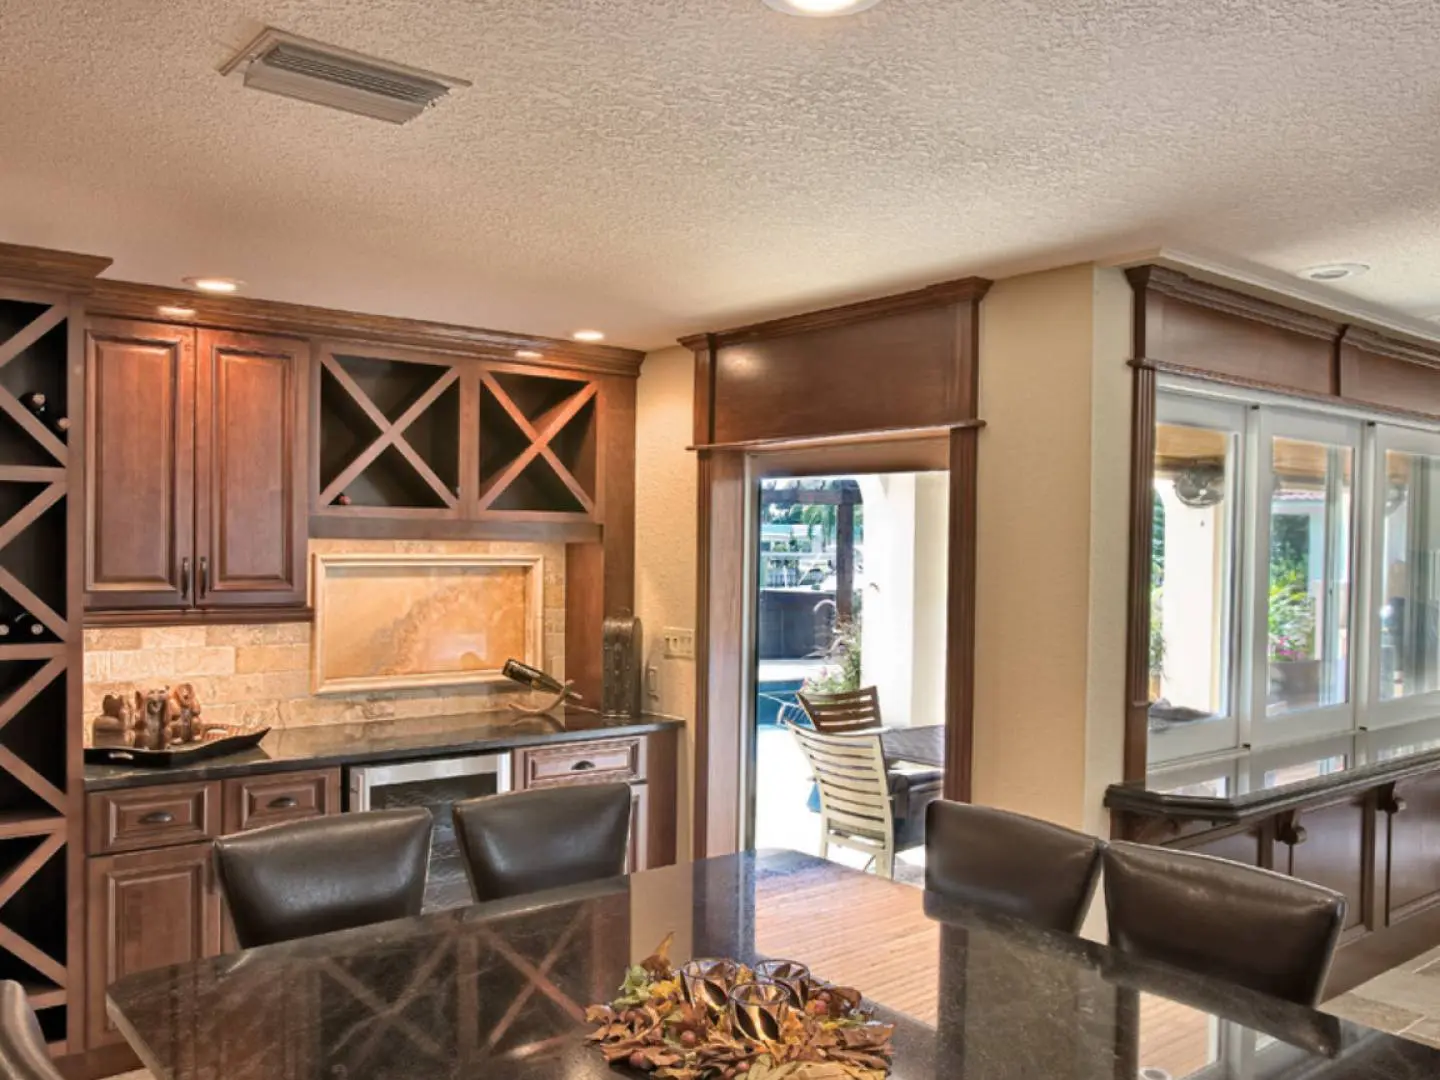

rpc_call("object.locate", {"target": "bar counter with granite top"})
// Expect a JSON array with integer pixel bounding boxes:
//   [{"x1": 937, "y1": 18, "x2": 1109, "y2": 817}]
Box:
[
  {"x1": 85, "y1": 707, "x2": 683, "y2": 790},
  {"x1": 106, "y1": 850, "x2": 1440, "y2": 1080},
  {"x1": 1105, "y1": 716, "x2": 1440, "y2": 996}
]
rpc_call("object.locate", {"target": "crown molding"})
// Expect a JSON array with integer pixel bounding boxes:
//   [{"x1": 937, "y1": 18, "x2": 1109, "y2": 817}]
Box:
[
  {"x1": 1112, "y1": 246, "x2": 1440, "y2": 350},
  {"x1": 679, "y1": 275, "x2": 992, "y2": 350},
  {"x1": 0, "y1": 241, "x2": 112, "y2": 291},
  {"x1": 85, "y1": 280, "x2": 645, "y2": 377},
  {"x1": 1125, "y1": 264, "x2": 1343, "y2": 341}
]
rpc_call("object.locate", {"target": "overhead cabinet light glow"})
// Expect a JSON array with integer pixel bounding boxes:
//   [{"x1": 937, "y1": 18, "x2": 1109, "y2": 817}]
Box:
[{"x1": 761, "y1": 0, "x2": 884, "y2": 15}]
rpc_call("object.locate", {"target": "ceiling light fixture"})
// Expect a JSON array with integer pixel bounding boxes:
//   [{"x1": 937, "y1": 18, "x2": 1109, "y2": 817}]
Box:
[
  {"x1": 157, "y1": 305, "x2": 197, "y2": 319},
  {"x1": 183, "y1": 276, "x2": 243, "y2": 294},
  {"x1": 761, "y1": 0, "x2": 884, "y2": 16},
  {"x1": 571, "y1": 330, "x2": 605, "y2": 343},
  {"x1": 515, "y1": 349, "x2": 543, "y2": 359},
  {"x1": 1297, "y1": 263, "x2": 1369, "y2": 283}
]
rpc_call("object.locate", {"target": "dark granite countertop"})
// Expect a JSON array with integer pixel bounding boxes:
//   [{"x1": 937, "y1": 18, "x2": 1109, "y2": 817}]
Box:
[
  {"x1": 107, "y1": 850, "x2": 1440, "y2": 1080},
  {"x1": 1106, "y1": 716, "x2": 1440, "y2": 822},
  {"x1": 85, "y1": 708, "x2": 683, "y2": 791}
]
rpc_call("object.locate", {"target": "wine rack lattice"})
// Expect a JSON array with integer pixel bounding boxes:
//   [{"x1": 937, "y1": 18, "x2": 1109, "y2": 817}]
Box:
[{"x1": 0, "y1": 292, "x2": 78, "y2": 1047}]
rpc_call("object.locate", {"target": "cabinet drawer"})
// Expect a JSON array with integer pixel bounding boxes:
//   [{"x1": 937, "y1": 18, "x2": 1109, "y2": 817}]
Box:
[
  {"x1": 517, "y1": 738, "x2": 644, "y2": 788},
  {"x1": 222, "y1": 768, "x2": 340, "y2": 833},
  {"x1": 87, "y1": 782, "x2": 220, "y2": 855}
]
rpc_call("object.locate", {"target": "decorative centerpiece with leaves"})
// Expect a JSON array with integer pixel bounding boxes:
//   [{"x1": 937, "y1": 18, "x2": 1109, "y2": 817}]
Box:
[{"x1": 587, "y1": 934, "x2": 894, "y2": 1080}]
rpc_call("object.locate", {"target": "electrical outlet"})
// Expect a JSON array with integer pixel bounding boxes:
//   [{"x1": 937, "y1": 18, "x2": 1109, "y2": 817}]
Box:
[{"x1": 662, "y1": 627, "x2": 695, "y2": 660}]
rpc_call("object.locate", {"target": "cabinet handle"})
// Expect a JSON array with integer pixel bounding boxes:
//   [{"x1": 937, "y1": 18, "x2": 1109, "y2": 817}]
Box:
[
  {"x1": 199, "y1": 556, "x2": 209, "y2": 599},
  {"x1": 266, "y1": 796, "x2": 298, "y2": 810},
  {"x1": 138, "y1": 810, "x2": 175, "y2": 825},
  {"x1": 570, "y1": 759, "x2": 597, "y2": 772},
  {"x1": 179, "y1": 557, "x2": 191, "y2": 601}
]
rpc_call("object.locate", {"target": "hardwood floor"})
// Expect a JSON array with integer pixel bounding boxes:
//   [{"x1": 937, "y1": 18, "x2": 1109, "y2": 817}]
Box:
[{"x1": 754, "y1": 862, "x2": 939, "y2": 1024}]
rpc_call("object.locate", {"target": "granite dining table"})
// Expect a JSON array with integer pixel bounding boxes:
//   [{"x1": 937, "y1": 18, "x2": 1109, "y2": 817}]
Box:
[{"x1": 107, "y1": 850, "x2": 1440, "y2": 1080}]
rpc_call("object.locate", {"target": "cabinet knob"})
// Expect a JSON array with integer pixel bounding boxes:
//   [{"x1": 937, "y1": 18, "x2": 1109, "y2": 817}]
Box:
[
  {"x1": 179, "y1": 557, "x2": 191, "y2": 601},
  {"x1": 199, "y1": 556, "x2": 209, "y2": 599},
  {"x1": 139, "y1": 810, "x2": 175, "y2": 826},
  {"x1": 266, "y1": 795, "x2": 298, "y2": 810},
  {"x1": 570, "y1": 760, "x2": 597, "y2": 772}
]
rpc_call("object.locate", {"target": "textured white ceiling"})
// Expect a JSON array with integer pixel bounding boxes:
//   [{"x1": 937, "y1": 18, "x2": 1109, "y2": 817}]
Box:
[{"x1": 2, "y1": 0, "x2": 1439, "y2": 348}]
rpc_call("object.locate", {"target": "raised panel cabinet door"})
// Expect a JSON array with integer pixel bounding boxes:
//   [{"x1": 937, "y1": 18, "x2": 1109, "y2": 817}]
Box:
[
  {"x1": 84, "y1": 319, "x2": 195, "y2": 610},
  {"x1": 85, "y1": 842, "x2": 222, "y2": 1048},
  {"x1": 194, "y1": 330, "x2": 308, "y2": 608}
]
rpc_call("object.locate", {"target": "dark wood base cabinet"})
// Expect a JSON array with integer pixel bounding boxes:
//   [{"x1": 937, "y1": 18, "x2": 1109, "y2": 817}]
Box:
[{"x1": 1110, "y1": 765, "x2": 1440, "y2": 997}]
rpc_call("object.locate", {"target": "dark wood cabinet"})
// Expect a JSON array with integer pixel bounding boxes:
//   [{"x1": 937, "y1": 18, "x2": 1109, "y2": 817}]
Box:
[
  {"x1": 84, "y1": 320, "x2": 309, "y2": 618},
  {"x1": 194, "y1": 330, "x2": 307, "y2": 609},
  {"x1": 85, "y1": 842, "x2": 222, "y2": 1048},
  {"x1": 84, "y1": 318, "x2": 194, "y2": 610}
]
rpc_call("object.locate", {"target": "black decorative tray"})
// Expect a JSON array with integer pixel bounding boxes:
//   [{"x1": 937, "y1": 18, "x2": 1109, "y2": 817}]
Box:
[{"x1": 84, "y1": 727, "x2": 271, "y2": 768}]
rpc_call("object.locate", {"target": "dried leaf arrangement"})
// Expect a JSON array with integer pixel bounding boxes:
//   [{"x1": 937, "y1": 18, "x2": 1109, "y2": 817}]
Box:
[
  {"x1": 587, "y1": 933, "x2": 894, "y2": 1080},
  {"x1": 90, "y1": 684, "x2": 219, "y2": 751}
]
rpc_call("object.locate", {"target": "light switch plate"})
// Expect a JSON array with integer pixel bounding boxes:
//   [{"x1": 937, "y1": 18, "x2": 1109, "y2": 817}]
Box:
[{"x1": 662, "y1": 627, "x2": 695, "y2": 660}]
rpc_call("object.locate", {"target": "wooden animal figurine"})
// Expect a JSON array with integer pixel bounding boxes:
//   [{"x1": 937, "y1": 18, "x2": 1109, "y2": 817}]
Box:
[
  {"x1": 135, "y1": 689, "x2": 169, "y2": 751},
  {"x1": 164, "y1": 683, "x2": 203, "y2": 744},
  {"x1": 91, "y1": 693, "x2": 134, "y2": 748}
]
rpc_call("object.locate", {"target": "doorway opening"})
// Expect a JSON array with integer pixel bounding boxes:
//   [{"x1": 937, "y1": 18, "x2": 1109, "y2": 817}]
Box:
[{"x1": 749, "y1": 471, "x2": 949, "y2": 885}]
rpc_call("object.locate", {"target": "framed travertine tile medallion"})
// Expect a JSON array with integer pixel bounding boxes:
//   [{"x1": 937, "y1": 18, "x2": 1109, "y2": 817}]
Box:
[{"x1": 311, "y1": 553, "x2": 543, "y2": 694}]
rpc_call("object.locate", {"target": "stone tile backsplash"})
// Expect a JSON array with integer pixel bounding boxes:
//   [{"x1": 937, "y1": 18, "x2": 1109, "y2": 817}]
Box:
[{"x1": 83, "y1": 539, "x2": 565, "y2": 736}]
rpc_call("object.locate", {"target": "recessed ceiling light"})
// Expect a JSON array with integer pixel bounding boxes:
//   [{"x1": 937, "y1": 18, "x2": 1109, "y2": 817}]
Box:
[
  {"x1": 515, "y1": 349, "x2": 543, "y2": 359},
  {"x1": 571, "y1": 330, "x2": 605, "y2": 343},
  {"x1": 761, "y1": 0, "x2": 883, "y2": 15},
  {"x1": 182, "y1": 276, "x2": 243, "y2": 294},
  {"x1": 1297, "y1": 263, "x2": 1369, "y2": 283},
  {"x1": 157, "y1": 305, "x2": 197, "y2": 319}
]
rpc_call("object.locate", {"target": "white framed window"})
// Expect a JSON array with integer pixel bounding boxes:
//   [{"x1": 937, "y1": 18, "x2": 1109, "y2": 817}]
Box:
[
  {"x1": 1148, "y1": 395, "x2": 1245, "y2": 763},
  {"x1": 1364, "y1": 424, "x2": 1440, "y2": 728},
  {"x1": 1248, "y1": 409, "x2": 1361, "y2": 746},
  {"x1": 1148, "y1": 377, "x2": 1440, "y2": 768}
]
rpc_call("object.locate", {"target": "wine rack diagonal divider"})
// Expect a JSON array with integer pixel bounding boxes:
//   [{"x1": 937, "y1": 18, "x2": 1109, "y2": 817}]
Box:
[
  {"x1": 476, "y1": 373, "x2": 597, "y2": 514},
  {"x1": 0, "y1": 306, "x2": 66, "y2": 371},
  {"x1": 319, "y1": 356, "x2": 460, "y2": 508},
  {"x1": 0, "y1": 830, "x2": 63, "y2": 910},
  {"x1": 0, "y1": 923, "x2": 65, "y2": 986},
  {"x1": 0, "y1": 389, "x2": 64, "y2": 467},
  {"x1": 0, "y1": 287, "x2": 81, "y2": 1046},
  {"x1": 0, "y1": 657, "x2": 65, "y2": 733},
  {"x1": 0, "y1": 568, "x2": 65, "y2": 638},
  {"x1": 0, "y1": 483, "x2": 64, "y2": 558}
]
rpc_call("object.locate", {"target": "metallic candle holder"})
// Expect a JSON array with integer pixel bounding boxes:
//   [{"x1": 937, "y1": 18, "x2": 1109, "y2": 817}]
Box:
[
  {"x1": 729, "y1": 978, "x2": 794, "y2": 1043},
  {"x1": 680, "y1": 958, "x2": 739, "y2": 1018},
  {"x1": 753, "y1": 959, "x2": 810, "y2": 1005}
]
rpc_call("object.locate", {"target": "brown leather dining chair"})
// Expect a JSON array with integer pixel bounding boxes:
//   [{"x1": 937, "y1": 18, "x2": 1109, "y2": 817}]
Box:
[
  {"x1": 452, "y1": 783, "x2": 633, "y2": 902},
  {"x1": 0, "y1": 982, "x2": 62, "y2": 1080},
  {"x1": 924, "y1": 800, "x2": 1105, "y2": 933},
  {"x1": 214, "y1": 808, "x2": 433, "y2": 949},
  {"x1": 798, "y1": 687, "x2": 884, "y2": 734},
  {"x1": 1102, "y1": 840, "x2": 1347, "y2": 1006}
]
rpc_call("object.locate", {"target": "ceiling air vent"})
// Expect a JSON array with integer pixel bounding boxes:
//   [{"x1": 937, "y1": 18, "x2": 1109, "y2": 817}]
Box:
[{"x1": 220, "y1": 29, "x2": 470, "y2": 124}]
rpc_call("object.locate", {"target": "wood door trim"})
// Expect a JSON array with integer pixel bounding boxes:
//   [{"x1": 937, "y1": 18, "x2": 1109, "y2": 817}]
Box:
[{"x1": 688, "y1": 420, "x2": 984, "y2": 454}]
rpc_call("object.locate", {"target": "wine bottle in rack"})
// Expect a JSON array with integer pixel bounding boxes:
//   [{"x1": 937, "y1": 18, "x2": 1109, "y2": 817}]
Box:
[
  {"x1": 19, "y1": 392, "x2": 47, "y2": 419},
  {"x1": 52, "y1": 415, "x2": 70, "y2": 440},
  {"x1": 335, "y1": 492, "x2": 352, "y2": 506},
  {"x1": 6, "y1": 613, "x2": 43, "y2": 637}
]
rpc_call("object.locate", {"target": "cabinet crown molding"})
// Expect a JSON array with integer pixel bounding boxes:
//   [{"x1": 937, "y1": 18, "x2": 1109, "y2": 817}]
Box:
[
  {"x1": 0, "y1": 241, "x2": 113, "y2": 291},
  {"x1": 1126, "y1": 264, "x2": 1343, "y2": 342}
]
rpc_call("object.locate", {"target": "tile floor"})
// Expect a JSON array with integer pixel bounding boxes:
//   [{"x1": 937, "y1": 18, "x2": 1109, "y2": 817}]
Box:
[{"x1": 1323, "y1": 944, "x2": 1440, "y2": 1048}]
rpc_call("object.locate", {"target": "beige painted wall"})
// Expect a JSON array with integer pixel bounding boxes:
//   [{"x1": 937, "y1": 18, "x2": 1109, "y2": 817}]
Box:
[
  {"x1": 83, "y1": 538, "x2": 565, "y2": 738},
  {"x1": 972, "y1": 264, "x2": 1130, "y2": 834},
  {"x1": 634, "y1": 345, "x2": 699, "y2": 861}
]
